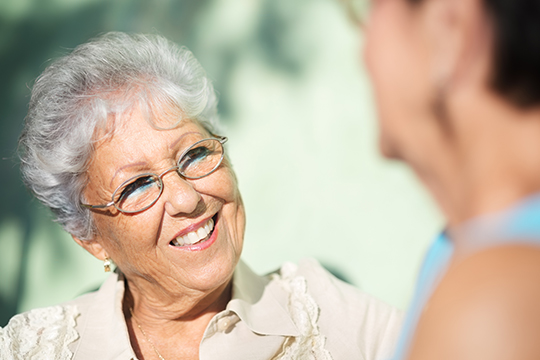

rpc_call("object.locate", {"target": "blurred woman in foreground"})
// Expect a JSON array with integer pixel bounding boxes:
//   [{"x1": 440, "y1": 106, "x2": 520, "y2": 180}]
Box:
[{"x1": 359, "y1": 0, "x2": 540, "y2": 359}]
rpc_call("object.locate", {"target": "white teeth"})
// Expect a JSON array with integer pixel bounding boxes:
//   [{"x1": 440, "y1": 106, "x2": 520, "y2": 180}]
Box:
[
  {"x1": 196, "y1": 227, "x2": 208, "y2": 239},
  {"x1": 187, "y1": 232, "x2": 199, "y2": 244},
  {"x1": 171, "y1": 238, "x2": 184, "y2": 246},
  {"x1": 173, "y1": 217, "x2": 215, "y2": 246}
]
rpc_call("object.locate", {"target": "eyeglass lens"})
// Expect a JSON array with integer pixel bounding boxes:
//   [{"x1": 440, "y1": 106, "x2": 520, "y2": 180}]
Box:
[
  {"x1": 346, "y1": 0, "x2": 371, "y2": 26},
  {"x1": 112, "y1": 138, "x2": 224, "y2": 213}
]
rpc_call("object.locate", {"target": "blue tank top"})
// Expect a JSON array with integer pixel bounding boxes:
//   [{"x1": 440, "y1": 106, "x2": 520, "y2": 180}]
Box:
[{"x1": 390, "y1": 193, "x2": 540, "y2": 360}]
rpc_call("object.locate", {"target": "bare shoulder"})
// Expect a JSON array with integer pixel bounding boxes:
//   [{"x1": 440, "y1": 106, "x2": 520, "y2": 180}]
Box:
[{"x1": 409, "y1": 244, "x2": 540, "y2": 360}]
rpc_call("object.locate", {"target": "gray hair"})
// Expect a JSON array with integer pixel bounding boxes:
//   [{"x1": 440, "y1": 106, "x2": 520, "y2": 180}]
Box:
[{"x1": 19, "y1": 32, "x2": 219, "y2": 240}]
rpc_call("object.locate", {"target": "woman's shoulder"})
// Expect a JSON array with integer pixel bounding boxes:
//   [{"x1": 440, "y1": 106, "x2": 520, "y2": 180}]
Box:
[
  {"x1": 0, "y1": 303, "x2": 80, "y2": 360},
  {"x1": 270, "y1": 258, "x2": 403, "y2": 360},
  {"x1": 0, "y1": 275, "x2": 114, "y2": 360},
  {"x1": 407, "y1": 244, "x2": 540, "y2": 359},
  {"x1": 275, "y1": 257, "x2": 400, "y2": 313}
]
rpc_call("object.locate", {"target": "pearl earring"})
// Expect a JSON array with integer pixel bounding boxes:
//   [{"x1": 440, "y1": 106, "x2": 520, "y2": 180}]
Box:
[{"x1": 103, "y1": 257, "x2": 112, "y2": 272}]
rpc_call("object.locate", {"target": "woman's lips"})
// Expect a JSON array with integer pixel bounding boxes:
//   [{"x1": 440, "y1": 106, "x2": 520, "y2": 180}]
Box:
[
  {"x1": 171, "y1": 217, "x2": 214, "y2": 246},
  {"x1": 169, "y1": 213, "x2": 218, "y2": 250}
]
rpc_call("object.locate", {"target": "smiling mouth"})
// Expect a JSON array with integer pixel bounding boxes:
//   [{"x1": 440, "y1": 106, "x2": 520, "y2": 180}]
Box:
[{"x1": 170, "y1": 214, "x2": 217, "y2": 247}]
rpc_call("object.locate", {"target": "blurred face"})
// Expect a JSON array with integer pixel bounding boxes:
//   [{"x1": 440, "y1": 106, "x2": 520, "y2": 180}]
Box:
[
  {"x1": 83, "y1": 107, "x2": 245, "y2": 299},
  {"x1": 363, "y1": 0, "x2": 435, "y2": 162}
]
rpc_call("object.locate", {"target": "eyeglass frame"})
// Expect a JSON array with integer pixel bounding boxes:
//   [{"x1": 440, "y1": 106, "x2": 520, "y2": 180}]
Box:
[
  {"x1": 341, "y1": 0, "x2": 370, "y2": 27},
  {"x1": 80, "y1": 135, "x2": 228, "y2": 214}
]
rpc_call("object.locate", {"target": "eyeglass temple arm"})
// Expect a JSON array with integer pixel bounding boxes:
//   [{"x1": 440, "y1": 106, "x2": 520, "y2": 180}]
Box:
[
  {"x1": 211, "y1": 134, "x2": 227, "y2": 144},
  {"x1": 80, "y1": 201, "x2": 115, "y2": 209}
]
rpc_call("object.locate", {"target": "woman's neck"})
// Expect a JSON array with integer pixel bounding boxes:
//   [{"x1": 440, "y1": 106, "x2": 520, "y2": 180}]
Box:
[
  {"x1": 123, "y1": 274, "x2": 232, "y2": 323},
  {"x1": 424, "y1": 90, "x2": 540, "y2": 226},
  {"x1": 122, "y1": 276, "x2": 233, "y2": 359}
]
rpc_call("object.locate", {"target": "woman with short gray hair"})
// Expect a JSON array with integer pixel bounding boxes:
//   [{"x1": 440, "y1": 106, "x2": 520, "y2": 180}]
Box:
[{"x1": 2, "y1": 32, "x2": 401, "y2": 359}]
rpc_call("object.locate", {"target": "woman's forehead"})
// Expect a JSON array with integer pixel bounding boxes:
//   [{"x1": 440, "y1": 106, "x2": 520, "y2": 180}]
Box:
[
  {"x1": 96, "y1": 104, "x2": 205, "y2": 145},
  {"x1": 94, "y1": 97, "x2": 200, "y2": 138}
]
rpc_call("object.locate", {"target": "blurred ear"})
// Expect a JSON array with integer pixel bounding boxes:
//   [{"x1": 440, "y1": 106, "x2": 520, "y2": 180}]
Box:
[
  {"x1": 72, "y1": 235, "x2": 108, "y2": 260},
  {"x1": 424, "y1": 0, "x2": 492, "y2": 89}
]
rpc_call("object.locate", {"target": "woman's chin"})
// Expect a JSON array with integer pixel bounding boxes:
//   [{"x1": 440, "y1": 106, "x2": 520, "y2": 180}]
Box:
[{"x1": 165, "y1": 238, "x2": 241, "y2": 293}]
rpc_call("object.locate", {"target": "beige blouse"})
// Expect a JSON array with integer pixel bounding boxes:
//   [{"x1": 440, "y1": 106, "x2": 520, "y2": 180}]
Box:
[{"x1": 0, "y1": 259, "x2": 402, "y2": 360}]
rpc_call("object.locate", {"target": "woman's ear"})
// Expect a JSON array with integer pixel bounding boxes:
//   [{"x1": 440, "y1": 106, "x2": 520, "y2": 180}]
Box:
[
  {"x1": 72, "y1": 235, "x2": 108, "y2": 261},
  {"x1": 424, "y1": 0, "x2": 492, "y2": 89}
]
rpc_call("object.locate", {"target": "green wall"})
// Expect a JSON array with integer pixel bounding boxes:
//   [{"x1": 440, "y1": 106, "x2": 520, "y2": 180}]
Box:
[{"x1": 0, "y1": 0, "x2": 442, "y2": 326}]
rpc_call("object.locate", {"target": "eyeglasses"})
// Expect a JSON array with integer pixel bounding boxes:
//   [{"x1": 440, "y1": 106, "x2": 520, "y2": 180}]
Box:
[
  {"x1": 342, "y1": 0, "x2": 370, "y2": 27},
  {"x1": 81, "y1": 135, "x2": 227, "y2": 214}
]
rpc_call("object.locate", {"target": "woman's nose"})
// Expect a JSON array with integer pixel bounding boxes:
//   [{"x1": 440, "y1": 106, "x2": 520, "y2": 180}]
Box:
[{"x1": 161, "y1": 170, "x2": 201, "y2": 216}]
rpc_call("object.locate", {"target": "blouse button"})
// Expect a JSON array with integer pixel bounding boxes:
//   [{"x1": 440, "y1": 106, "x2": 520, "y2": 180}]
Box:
[{"x1": 216, "y1": 314, "x2": 239, "y2": 332}]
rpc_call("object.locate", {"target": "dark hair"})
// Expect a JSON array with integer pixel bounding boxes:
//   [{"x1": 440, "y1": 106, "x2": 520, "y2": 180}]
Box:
[
  {"x1": 408, "y1": 0, "x2": 540, "y2": 107},
  {"x1": 486, "y1": 0, "x2": 540, "y2": 107}
]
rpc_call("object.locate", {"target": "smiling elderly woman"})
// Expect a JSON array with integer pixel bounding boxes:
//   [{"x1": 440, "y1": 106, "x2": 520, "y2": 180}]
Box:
[{"x1": 2, "y1": 32, "x2": 401, "y2": 360}]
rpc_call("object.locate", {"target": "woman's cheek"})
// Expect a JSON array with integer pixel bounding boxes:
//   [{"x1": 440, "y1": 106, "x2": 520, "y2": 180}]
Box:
[{"x1": 201, "y1": 168, "x2": 239, "y2": 202}]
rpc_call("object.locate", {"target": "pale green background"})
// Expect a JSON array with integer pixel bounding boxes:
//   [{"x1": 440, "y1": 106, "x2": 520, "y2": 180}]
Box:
[{"x1": 0, "y1": 0, "x2": 442, "y2": 326}]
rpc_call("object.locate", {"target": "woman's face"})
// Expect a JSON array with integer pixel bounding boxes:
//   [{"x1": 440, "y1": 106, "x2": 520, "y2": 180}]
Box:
[
  {"x1": 363, "y1": 0, "x2": 435, "y2": 161},
  {"x1": 82, "y1": 107, "x2": 245, "y2": 299}
]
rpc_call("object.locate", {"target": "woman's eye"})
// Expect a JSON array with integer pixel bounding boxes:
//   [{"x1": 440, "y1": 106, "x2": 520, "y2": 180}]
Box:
[
  {"x1": 179, "y1": 146, "x2": 210, "y2": 172},
  {"x1": 119, "y1": 176, "x2": 155, "y2": 200}
]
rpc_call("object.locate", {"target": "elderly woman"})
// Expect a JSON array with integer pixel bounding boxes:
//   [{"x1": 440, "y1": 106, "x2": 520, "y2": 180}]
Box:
[
  {"x1": 360, "y1": 0, "x2": 540, "y2": 359},
  {"x1": 1, "y1": 32, "x2": 401, "y2": 359}
]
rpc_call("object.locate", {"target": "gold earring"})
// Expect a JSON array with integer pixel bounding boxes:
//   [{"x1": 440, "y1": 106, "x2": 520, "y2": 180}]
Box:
[{"x1": 103, "y1": 257, "x2": 111, "y2": 272}]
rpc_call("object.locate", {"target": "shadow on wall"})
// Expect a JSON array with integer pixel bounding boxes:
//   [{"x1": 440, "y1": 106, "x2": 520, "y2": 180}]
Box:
[{"x1": 0, "y1": 0, "x2": 345, "y2": 326}]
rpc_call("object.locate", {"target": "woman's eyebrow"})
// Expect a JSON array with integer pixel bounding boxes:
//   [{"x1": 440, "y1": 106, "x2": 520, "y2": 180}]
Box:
[
  {"x1": 109, "y1": 161, "x2": 147, "y2": 187},
  {"x1": 169, "y1": 131, "x2": 201, "y2": 149}
]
